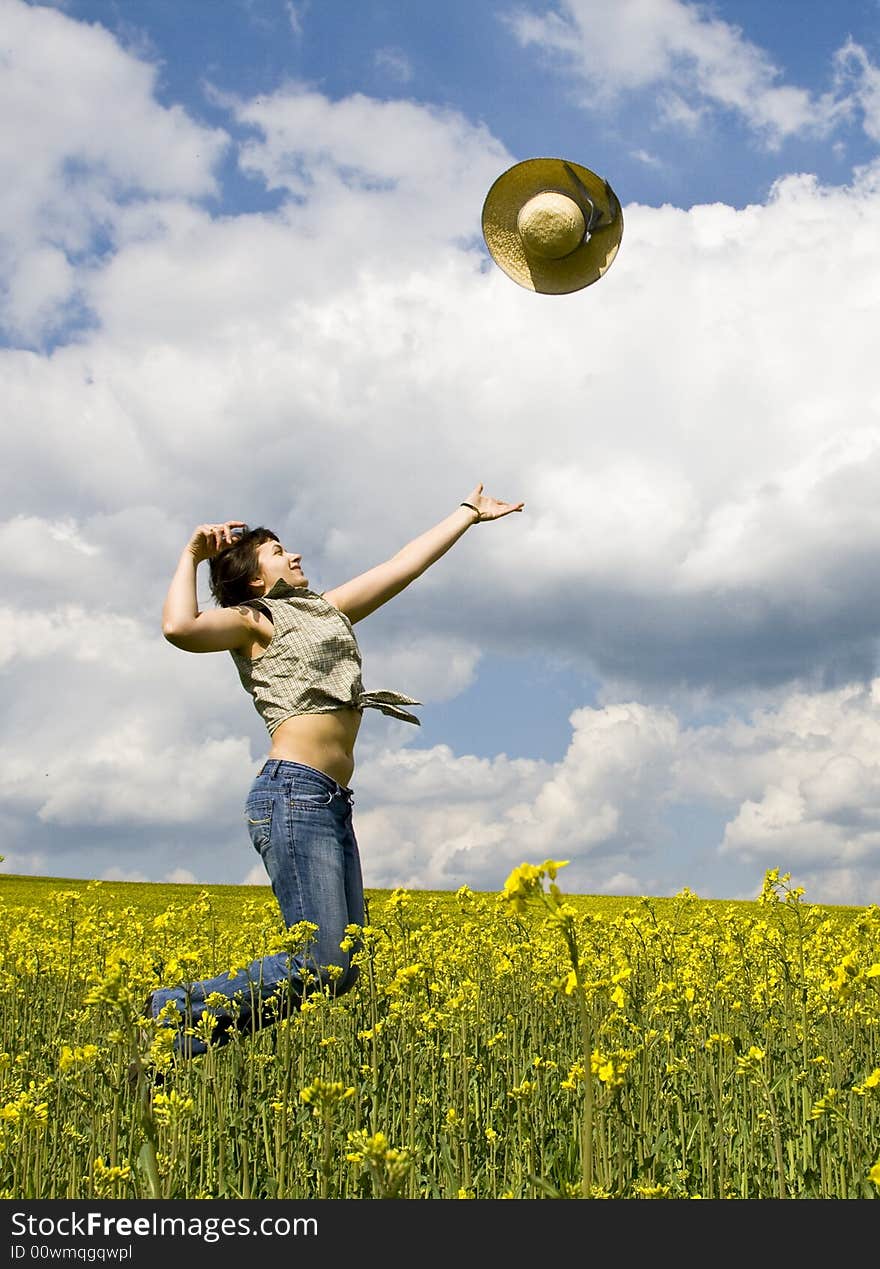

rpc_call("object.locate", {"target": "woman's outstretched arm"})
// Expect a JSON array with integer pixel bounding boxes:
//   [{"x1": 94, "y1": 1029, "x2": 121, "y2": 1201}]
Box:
[{"x1": 322, "y1": 483, "x2": 524, "y2": 623}]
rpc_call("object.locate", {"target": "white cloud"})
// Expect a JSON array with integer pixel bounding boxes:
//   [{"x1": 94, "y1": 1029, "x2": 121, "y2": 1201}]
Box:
[
  {"x1": 683, "y1": 680, "x2": 880, "y2": 856},
  {"x1": 0, "y1": 598, "x2": 264, "y2": 831},
  {"x1": 375, "y1": 47, "x2": 414, "y2": 84},
  {"x1": 3, "y1": 245, "x2": 75, "y2": 339},
  {"x1": 506, "y1": 0, "x2": 856, "y2": 146},
  {"x1": 351, "y1": 703, "x2": 678, "y2": 894},
  {"x1": 228, "y1": 85, "x2": 510, "y2": 264},
  {"x1": 667, "y1": 681, "x2": 880, "y2": 901},
  {"x1": 164, "y1": 867, "x2": 199, "y2": 886},
  {"x1": 0, "y1": 0, "x2": 226, "y2": 341},
  {"x1": 0, "y1": 848, "x2": 50, "y2": 878},
  {"x1": 285, "y1": 2, "x2": 306, "y2": 38},
  {"x1": 834, "y1": 39, "x2": 880, "y2": 144},
  {"x1": 630, "y1": 148, "x2": 665, "y2": 168}
]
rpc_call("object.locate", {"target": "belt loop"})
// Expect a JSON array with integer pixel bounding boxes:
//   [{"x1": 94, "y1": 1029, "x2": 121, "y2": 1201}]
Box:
[{"x1": 271, "y1": 760, "x2": 283, "y2": 779}]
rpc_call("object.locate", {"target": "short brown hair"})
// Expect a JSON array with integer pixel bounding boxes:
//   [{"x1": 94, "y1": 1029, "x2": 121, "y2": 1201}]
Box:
[{"x1": 208, "y1": 527, "x2": 279, "y2": 608}]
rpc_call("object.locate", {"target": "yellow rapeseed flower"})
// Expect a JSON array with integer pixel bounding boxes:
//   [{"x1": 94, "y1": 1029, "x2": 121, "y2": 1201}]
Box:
[
  {"x1": 501, "y1": 859, "x2": 569, "y2": 913},
  {"x1": 633, "y1": 1181, "x2": 673, "y2": 1198},
  {"x1": 853, "y1": 1068, "x2": 880, "y2": 1096},
  {"x1": 300, "y1": 1078, "x2": 355, "y2": 1114},
  {"x1": 150, "y1": 1090, "x2": 195, "y2": 1124},
  {"x1": 735, "y1": 1046, "x2": 766, "y2": 1076},
  {"x1": 58, "y1": 1044, "x2": 99, "y2": 1072},
  {"x1": 1, "y1": 1086, "x2": 49, "y2": 1129},
  {"x1": 561, "y1": 1060, "x2": 585, "y2": 1091},
  {"x1": 810, "y1": 1089, "x2": 839, "y2": 1119},
  {"x1": 92, "y1": 1158, "x2": 132, "y2": 1198}
]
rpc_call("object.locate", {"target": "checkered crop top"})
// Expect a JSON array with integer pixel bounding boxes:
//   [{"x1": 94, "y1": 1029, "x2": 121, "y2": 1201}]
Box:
[{"x1": 229, "y1": 579, "x2": 421, "y2": 735}]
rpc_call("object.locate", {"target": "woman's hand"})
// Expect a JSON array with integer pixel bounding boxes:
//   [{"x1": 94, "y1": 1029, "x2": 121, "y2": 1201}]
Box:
[
  {"x1": 187, "y1": 521, "x2": 248, "y2": 562},
  {"x1": 464, "y1": 482, "x2": 525, "y2": 522}
]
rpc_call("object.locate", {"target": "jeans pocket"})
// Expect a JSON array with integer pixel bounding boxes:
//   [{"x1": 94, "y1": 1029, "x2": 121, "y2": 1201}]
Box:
[
  {"x1": 288, "y1": 789, "x2": 335, "y2": 811},
  {"x1": 245, "y1": 796, "x2": 274, "y2": 852},
  {"x1": 287, "y1": 777, "x2": 335, "y2": 811}
]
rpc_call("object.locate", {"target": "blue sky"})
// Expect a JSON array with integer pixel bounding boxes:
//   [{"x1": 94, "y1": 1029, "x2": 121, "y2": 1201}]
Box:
[{"x1": 3, "y1": 0, "x2": 880, "y2": 904}]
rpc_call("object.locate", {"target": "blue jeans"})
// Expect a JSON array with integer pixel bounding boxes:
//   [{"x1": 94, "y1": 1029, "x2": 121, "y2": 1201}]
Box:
[{"x1": 149, "y1": 760, "x2": 364, "y2": 1057}]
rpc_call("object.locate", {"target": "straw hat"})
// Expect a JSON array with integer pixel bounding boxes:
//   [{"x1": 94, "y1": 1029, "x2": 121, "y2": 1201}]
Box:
[{"x1": 481, "y1": 157, "x2": 624, "y2": 294}]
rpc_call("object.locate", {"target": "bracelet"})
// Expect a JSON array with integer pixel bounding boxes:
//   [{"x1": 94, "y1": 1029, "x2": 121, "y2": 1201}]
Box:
[{"x1": 460, "y1": 501, "x2": 481, "y2": 523}]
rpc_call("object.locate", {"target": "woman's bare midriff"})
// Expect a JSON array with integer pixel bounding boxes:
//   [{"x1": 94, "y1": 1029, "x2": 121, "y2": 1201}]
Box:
[
  {"x1": 240, "y1": 612, "x2": 361, "y2": 787},
  {"x1": 267, "y1": 709, "x2": 361, "y2": 788}
]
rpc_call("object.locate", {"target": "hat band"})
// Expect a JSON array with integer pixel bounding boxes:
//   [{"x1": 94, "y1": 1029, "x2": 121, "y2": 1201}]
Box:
[{"x1": 563, "y1": 163, "x2": 622, "y2": 237}]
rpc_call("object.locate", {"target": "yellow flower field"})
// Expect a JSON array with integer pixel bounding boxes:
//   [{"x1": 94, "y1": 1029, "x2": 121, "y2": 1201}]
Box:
[{"x1": 0, "y1": 865, "x2": 878, "y2": 1199}]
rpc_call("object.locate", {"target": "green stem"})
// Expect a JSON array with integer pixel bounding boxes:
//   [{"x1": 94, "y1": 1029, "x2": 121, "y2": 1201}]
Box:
[{"x1": 572, "y1": 966, "x2": 594, "y2": 1198}]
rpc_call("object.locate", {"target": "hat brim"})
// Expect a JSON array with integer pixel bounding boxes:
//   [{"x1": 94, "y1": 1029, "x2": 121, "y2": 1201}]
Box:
[{"x1": 481, "y1": 157, "x2": 624, "y2": 295}]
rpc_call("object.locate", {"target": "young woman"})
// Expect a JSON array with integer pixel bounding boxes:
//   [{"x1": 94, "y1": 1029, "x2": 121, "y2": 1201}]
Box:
[{"x1": 147, "y1": 483, "x2": 524, "y2": 1058}]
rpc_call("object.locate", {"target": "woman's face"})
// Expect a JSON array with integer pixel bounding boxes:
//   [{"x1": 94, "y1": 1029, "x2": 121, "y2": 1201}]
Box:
[{"x1": 250, "y1": 538, "x2": 308, "y2": 593}]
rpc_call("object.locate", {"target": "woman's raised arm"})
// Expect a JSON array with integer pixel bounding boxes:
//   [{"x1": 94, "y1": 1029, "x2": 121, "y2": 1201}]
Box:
[
  {"x1": 162, "y1": 521, "x2": 258, "y2": 653},
  {"x1": 322, "y1": 484, "x2": 524, "y2": 624}
]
